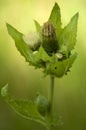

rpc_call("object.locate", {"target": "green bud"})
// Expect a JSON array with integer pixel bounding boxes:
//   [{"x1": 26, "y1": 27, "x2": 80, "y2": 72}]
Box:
[
  {"x1": 42, "y1": 22, "x2": 59, "y2": 55},
  {"x1": 35, "y1": 94, "x2": 49, "y2": 116}
]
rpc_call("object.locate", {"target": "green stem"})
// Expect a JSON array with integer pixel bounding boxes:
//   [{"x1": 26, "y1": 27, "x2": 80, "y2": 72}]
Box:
[
  {"x1": 47, "y1": 75, "x2": 55, "y2": 130},
  {"x1": 49, "y1": 75, "x2": 54, "y2": 115}
]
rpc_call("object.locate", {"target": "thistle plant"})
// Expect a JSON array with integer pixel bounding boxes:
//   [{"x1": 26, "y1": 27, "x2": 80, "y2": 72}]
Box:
[{"x1": 1, "y1": 2, "x2": 79, "y2": 130}]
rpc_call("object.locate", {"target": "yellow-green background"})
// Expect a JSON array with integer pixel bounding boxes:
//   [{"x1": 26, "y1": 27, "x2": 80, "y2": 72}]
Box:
[{"x1": 0, "y1": 0, "x2": 86, "y2": 130}]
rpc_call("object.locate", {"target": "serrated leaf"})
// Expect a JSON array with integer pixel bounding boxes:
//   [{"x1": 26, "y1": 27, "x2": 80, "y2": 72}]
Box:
[
  {"x1": 34, "y1": 20, "x2": 42, "y2": 41},
  {"x1": 44, "y1": 53, "x2": 77, "y2": 77},
  {"x1": 65, "y1": 52, "x2": 77, "y2": 73},
  {"x1": 6, "y1": 23, "x2": 30, "y2": 61},
  {"x1": 59, "y1": 13, "x2": 79, "y2": 51},
  {"x1": 1, "y1": 84, "x2": 46, "y2": 126},
  {"x1": 49, "y1": 2, "x2": 62, "y2": 37},
  {"x1": 6, "y1": 23, "x2": 38, "y2": 66}
]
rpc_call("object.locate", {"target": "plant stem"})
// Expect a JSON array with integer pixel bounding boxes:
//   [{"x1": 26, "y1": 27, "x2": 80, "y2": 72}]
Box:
[
  {"x1": 47, "y1": 75, "x2": 55, "y2": 130},
  {"x1": 49, "y1": 75, "x2": 55, "y2": 115}
]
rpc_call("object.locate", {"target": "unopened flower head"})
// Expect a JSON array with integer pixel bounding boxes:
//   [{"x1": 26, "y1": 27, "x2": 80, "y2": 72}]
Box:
[{"x1": 42, "y1": 22, "x2": 59, "y2": 55}]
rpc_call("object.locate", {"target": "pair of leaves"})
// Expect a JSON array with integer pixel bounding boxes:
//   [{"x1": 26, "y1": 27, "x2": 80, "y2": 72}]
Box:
[
  {"x1": 34, "y1": 3, "x2": 79, "y2": 53},
  {"x1": 49, "y1": 3, "x2": 79, "y2": 52}
]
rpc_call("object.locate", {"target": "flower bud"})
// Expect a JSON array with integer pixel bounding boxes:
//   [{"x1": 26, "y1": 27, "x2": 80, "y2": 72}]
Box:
[
  {"x1": 42, "y1": 22, "x2": 58, "y2": 55},
  {"x1": 35, "y1": 94, "x2": 49, "y2": 116}
]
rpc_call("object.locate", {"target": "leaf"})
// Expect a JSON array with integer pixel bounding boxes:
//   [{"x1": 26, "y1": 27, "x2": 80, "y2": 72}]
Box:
[
  {"x1": 6, "y1": 23, "x2": 52, "y2": 69},
  {"x1": 34, "y1": 20, "x2": 42, "y2": 41},
  {"x1": 1, "y1": 84, "x2": 46, "y2": 126},
  {"x1": 49, "y1": 2, "x2": 62, "y2": 37},
  {"x1": 44, "y1": 53, "x2": 77, "y2": 77},
  {"x1": 66, "y1": 53, "x2": 77, "y2": 72},
  {"x1": 1, "y1": 85, "x2": 62, "y2": 127},
  {"x1": 6, "y1": 23, "x2": 38, "y2": 66},
  {"x1": 6, "y1": 23, "x2": 30, "y2": 61},
  {"x1": 35, "y1": 46, "x2": 51, "y2": 62},
  {"x1": 58, "y1": 13, "x2": 79, "y2": 51},
  {"x1": 29, "y1": 46, "x2": 52, "y2": 69}
]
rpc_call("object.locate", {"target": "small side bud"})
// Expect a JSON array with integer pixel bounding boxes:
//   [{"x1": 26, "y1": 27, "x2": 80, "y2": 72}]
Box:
[
  {"x1": 56, "y1": 53, "x2": 63, "y2": 60},
  {"x1": 35, "y1": 94, "x2": 49, "y2": 116},
  {"x1": 42, "y1": 22, "x2": 58, "y2": 55}
]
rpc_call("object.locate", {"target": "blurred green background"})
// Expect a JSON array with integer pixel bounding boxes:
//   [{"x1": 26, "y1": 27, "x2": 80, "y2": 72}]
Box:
[{"x1": 0, "y1": 0, "x2": 86, "y2": 130}]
